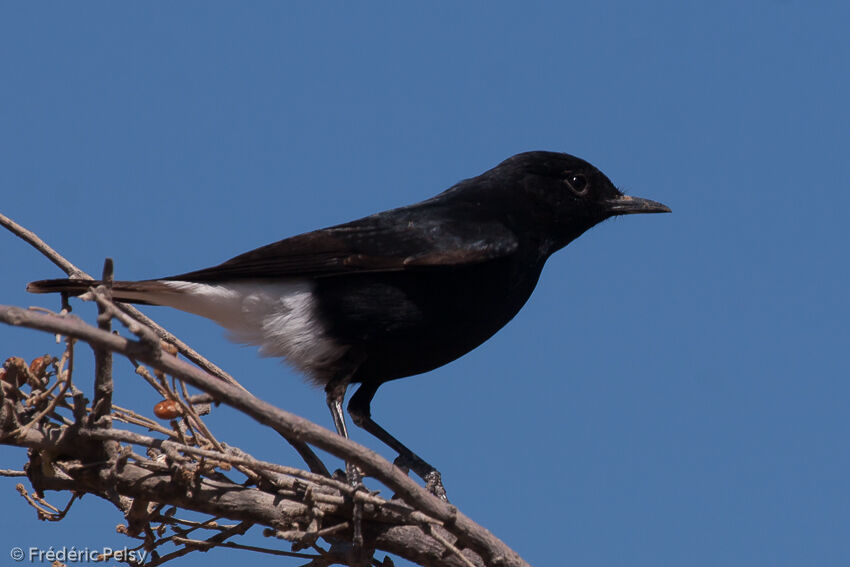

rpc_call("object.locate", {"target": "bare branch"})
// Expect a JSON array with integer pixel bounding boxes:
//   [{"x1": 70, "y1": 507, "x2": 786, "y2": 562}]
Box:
[
  {"x1": 1, "y1": 213, "x2": 528, "y2": 567},
  {"x1": 0, "y1": 212, "x2": 87, "y2": 278},
  {"x1": 91, "y1": 260, "x2": 115, "y2": 428},
  {"x1": 4, "y1": 211, "x2": 328, "y2": 476},
  {"x1": 5, "y1": 418, "x2": 482, "y2": 567},
  {"x1": 0, "y1": 210, "x2": 243, "y2": 391},
  {"x1": 0, "y1": 469, "x2": 27, "y2": 476},
  {"x1": 0, "y1": 305, "x2": 527, "y2": 567}
]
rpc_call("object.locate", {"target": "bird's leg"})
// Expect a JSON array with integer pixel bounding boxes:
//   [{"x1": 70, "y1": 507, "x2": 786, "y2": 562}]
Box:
[
  {"x1": 324, "y1": 377, "x2": 362, "y2": 487},
  {"x1": 324, "y1": 376, "x2": 367, "y2": 555},
  {"x1": 348, "y1": 383, "x2": 448, "y2": 501}
]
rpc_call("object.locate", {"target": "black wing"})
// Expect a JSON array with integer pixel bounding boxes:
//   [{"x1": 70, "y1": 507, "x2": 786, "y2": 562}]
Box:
[{"x1": 166, "y1": 203, "x2": 519, "y2": 282}]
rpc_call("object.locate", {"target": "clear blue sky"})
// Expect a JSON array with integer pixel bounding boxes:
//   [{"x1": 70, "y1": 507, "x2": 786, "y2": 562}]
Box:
[{"x1": 2, "y1": 3, "x2": 848, "y2": 566}]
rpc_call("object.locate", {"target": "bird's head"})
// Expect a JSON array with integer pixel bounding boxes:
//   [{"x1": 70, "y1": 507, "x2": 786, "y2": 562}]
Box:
[{"x1": 491, "y1": 151, "x2": 671, "y2": 252}]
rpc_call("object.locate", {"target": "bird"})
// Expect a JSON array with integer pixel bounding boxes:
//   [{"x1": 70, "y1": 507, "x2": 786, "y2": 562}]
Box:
[{"x1": 28, "y1": 150, "x2": 670, "y2": 499}]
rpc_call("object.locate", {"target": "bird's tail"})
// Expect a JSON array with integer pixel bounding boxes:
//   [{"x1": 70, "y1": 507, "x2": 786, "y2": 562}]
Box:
[
  {"x1": 27, "y1": 278, "x2": 172, "y2": 305},
  {"x1": 28, "y1": 278, "x2": 100, "y2": 296}
]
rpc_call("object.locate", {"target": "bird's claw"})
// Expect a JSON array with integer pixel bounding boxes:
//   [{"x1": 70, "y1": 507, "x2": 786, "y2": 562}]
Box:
[
  {"x1": 393, "y1": 455, "x2": 448, "y2": 501},
  {"x1": 423, "y1": 470, "x2": 448, "y2": 502}
]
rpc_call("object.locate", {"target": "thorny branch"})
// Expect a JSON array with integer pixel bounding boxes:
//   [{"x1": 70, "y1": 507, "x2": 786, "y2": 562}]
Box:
[{"x1": 0, "y1": 214, "x2": 528, "y2": 567}]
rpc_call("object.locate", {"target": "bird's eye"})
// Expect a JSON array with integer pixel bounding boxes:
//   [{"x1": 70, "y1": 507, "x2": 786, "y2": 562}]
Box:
[{"x1": 565, "y1": 173, "x2": 588, "y2": 195}]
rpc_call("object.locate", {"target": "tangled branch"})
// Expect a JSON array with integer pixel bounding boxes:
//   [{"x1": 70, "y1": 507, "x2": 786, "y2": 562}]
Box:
[{"x1": 0, "y1": 213, "x2": 528, "y2": 567}]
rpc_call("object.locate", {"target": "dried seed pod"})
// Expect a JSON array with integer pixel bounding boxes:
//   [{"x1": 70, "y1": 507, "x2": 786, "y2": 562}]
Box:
[
  {"x1": 153, "y1": 400, "x2": 182, "y2": 419},
  {"x1": 2, "y1": 357, "x2": 28, "y2": 387},
  {"x1": 29, "y1": 355, "x2": 51, "y2": 380}
]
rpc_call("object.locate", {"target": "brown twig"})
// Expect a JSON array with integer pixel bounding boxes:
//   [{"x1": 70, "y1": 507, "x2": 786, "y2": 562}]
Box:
[
  {"x1": 7, "y1": 422, "x2": 481, "y2": 567},
  {"x1": 147, "y1": 521, "x2": 298, "y2": 567},
  {"x1": 12, "y1": 348, "x2": 74, "y2": 439},
  {"x1": 90, "y1": 261, "x2": 115, "y2": 428},
  {"x1": 15, "y1": 484, "x2": 78, "y2": 521},
  {"x1": 0, "y1": 211, "x2": 243, "y2": 390},
  {"x1": 0, "y1": 212, "x2": 87, "y2": 278}
]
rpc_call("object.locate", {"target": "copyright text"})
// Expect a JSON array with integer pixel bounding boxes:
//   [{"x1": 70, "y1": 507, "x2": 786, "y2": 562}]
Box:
[{"x1": 9, "y1": 546, "x2": 147, "y2": 564}]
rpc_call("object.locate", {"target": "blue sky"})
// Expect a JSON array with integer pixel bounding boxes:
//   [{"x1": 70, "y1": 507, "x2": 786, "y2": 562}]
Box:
[{"x1": 1, "y1": 2, "x2": 848, "y2": 566}]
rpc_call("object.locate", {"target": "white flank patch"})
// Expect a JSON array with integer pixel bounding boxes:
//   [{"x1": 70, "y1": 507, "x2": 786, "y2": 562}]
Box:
[{"x1": 127, "y1": 280, "x2": 347, "y2": 379}]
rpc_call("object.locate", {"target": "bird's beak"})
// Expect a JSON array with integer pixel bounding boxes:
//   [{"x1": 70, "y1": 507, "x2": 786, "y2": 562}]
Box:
[{"x1": 606, "y1": 195, "x2": 671, "y2": 215}]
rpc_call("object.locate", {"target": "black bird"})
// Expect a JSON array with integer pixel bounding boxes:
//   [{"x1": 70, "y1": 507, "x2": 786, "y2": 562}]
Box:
[{"x1": 28, "y1": 151, "x2": 670, "y2": 498}]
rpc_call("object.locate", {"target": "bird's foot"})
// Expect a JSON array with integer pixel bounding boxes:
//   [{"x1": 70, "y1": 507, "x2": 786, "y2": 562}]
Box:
[
  {"x1": 332, "y1": 463, "x2": 365, "y2": 491},
  {"x1": 423, "y1": 470, "x2": 448, "y2": 502},
  {"x1": 393, "y1": 454, "x2": 448, "y2": 501}
]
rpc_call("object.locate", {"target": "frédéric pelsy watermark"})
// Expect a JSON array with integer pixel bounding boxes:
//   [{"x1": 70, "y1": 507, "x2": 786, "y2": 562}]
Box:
[{"x1": 9, "y1": 545, "x2": 148, "y2": 564}]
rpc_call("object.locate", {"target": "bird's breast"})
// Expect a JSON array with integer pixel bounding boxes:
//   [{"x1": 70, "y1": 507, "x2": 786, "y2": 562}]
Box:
[{"x1": 312, "y1": 257, "x2": 544, "y2": 383}]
